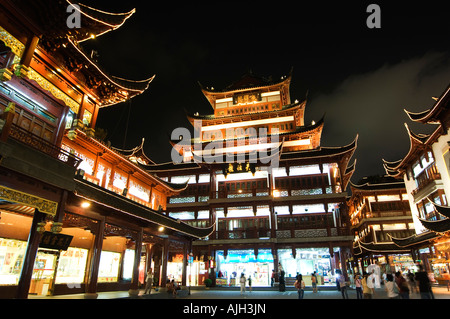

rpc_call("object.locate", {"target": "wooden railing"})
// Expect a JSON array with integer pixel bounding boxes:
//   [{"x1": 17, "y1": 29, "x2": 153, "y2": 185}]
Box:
[
  {"x1": 217, "y1": 228, "x2": 270, "y2": 239},
  {"x1": 8, "y1": 123, "x2": 81, "y2": 168},
  {"x1": 411, "y1": 163, "x2": 441, "y2": 196}
]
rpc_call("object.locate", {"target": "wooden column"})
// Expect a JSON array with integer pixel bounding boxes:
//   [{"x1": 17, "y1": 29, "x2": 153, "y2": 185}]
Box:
[
  {"x1": 269, "y1": 204, "x2": 277, "y2": 238},
  {"x1": 181, "y1": 241, "x2": 189, "y2": 287},
  {"x1": 128, "y1": 228, "x2": 143, "y2": 296},
  {"x1": 160, "y1": 238, "x2": 169, "y2": 288},
  {"x1": 85, "y1": 217, "x2": 105, "y2": 299},
  {"x1": 15, "y1": 209, "x2": 45, "y2": 299},
  {"x1": 20, "y1": 35, "x2": 39, "y2": 67}
]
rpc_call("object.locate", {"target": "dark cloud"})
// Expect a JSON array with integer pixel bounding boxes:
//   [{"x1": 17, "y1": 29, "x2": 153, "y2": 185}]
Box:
[
  {"x1": 307, "y1": 52, "x2": 450, "y2": 182},
  {"x1": 85, "y1": 1, "x2": 450, "y2": 183}
]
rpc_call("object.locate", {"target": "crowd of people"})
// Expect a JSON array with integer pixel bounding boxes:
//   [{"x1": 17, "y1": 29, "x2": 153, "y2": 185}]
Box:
[
  {"x1": 290, "y1": 265, "x2": 435, "y2": 299},
  {"x1": 332, "y1": 265, "x2": 435, "y2": 299}
]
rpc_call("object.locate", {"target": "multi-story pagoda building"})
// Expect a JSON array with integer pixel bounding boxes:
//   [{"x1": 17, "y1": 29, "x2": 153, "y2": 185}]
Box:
[
  {"x1": 0, "y1": 0, "x2": 211, "y2": 299},
  {"x1": 149, "y1": 71, "x2": 358, "y2": 287},
  {"x1": 347, "y1": 176, "x2": 416, "y2": 275},
  {"x1": 382, "y1": 83, "x2": 450, "y2": 284}
]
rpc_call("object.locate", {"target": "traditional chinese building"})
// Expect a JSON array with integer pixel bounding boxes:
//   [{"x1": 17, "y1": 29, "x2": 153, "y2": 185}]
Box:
[
  {"x1": 382, "y1": 83, "x2": 450, "y2": 284},
  {"x1": 347, "y1": 176, "x2": 417, "y2": 275},
  {"x1": 145, "y1": 70, "x2": 358, "y2": 287},
  {"x1": 0, "y1": 0, "x2": 212, "y2": 299}
]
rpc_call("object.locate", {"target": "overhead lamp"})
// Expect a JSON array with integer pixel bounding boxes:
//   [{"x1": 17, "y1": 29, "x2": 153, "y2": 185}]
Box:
[
  {"x1": 158, "y1": 226, "x2": 165, "y2": 232},
  {"x1": 81, "y1": 201, "x2": 91, "y2": 208}
]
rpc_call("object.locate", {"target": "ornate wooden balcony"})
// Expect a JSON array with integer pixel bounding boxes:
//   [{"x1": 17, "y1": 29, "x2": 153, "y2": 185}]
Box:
[
  {"x1": 8, "y1": 123, "x2": 81, "y2": 168},
  {"x1": 411, "y1": 163, "x2": 441, "y2": 198}
]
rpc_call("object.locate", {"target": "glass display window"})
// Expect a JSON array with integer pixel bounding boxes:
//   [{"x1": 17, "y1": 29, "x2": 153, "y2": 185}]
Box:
[
  {"x1": 122, "y1": 249, "x2": 135, "y2": 280},
  {"x1": 0, "y1": 238, "x2": 27, "y2": 285},
  {"x1": 29, "y1": 249, "x2": 58, "y2": 296},
  {"x1": 55, "y1": 247, "x2": 89, "y2": 285},
  {"x1": 98, "y1": 251, "x2": 121, "y2": 282}
]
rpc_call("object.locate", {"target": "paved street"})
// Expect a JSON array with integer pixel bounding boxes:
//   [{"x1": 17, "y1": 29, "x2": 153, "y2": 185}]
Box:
[
  {"x1": 29, "y1": 285, "x2": 450, "y2": 300},
  {"x1": 136, "y1": 286, "x2": 450, "y2": 300}
]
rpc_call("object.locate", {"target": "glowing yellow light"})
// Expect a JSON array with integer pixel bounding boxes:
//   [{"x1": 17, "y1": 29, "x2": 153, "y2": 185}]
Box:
[
  {"x1": 272, "y1": 189, "x2": 281, "y2": 197},
  {"x1": 81, "y1": 201, "x2": 91, "y2": 208},
  {"x1": 158, "y1": 226, "x2": 165, "y2": 232}
]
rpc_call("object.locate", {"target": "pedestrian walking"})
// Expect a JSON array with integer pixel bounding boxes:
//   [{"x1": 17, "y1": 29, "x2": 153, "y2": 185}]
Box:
[
  {"x1": 414, "y1": 265, "x2": 434, "y2": 299},
  {"x1": 395, "y1": 271, "x2": 410, "y2": 299},
  {"x1": 367, "y1": 269, "x2": 376, "y2": 297},
  {"x1": 406, "y1": 270, "x2": 417, "y2": 294},
  {"x1": 384, "y1": 273, "x2": 400, "y2": 299},
  {"x1": 248, "y1": 275, "x2": 252, "y2": 293},
  {"x1": 361, "y1": 272, "x2": 373, "y2": 299},
  {"x1": 355, "y1": 273, "x2": 363, "y2": 299},
  {"x1": 311, "y1": 271, "x2": 318, "y2": 293},
  {"x1": 294, "y1": 274, "x2": 305, "y2": 299},
  {"x1": 336, "y1": 270, "x2": 348, "y2": 299},
  {"x1": 240, "y1": 273, "x2": 246, "y2": 295},
  {"x1": 144, "y1": 269, "x2": 153, "y2": 294}
]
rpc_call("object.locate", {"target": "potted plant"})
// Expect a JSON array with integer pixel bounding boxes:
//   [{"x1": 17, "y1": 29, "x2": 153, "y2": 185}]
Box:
[{"x1": 204, "y1": 278, "x2": 212, "y2": 289}]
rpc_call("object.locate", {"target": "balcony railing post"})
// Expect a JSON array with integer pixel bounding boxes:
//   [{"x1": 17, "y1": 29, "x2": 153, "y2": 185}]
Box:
[{"x1": 0, "y1": 102, "x2": 15, "y2": 142}]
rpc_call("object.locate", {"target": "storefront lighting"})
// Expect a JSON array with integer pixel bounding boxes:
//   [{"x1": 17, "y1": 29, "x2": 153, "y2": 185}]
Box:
[{"x1": 158, "y1": 226, "x2": 165, "y2": 232}]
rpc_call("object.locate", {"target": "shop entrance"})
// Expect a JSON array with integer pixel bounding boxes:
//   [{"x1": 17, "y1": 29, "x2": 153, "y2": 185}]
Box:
[
  {"x1": 29, "y1": 249, "x2": 58, "y2": 296},
  {"x1": 216, "y1": 249, "x2": 274, "y2": 287}
]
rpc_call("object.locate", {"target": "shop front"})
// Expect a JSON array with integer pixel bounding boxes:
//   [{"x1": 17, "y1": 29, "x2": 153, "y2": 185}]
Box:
[
  {"x1": 167, "y1": 253, "x2": 184, "y2": 284},
  {"x1": 215, "y1": 249, "x2": 274, "y2": 287},
  {"x1": 187, "y1": 256, "x2": 208, "y2": 286},
  {"x1": 388, "y1": 255, "x2": 418, "y2": 274},
  {"x1": 431, "y1": 236, "x2": 450, "y2": 285},
  {"x1": 277, "y1": 248, "x2": 333, "y2": 285}
]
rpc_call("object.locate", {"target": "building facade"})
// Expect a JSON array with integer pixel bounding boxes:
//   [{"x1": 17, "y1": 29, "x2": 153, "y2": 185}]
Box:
[
  {"x1": 383, "y1": 84, "x2": 450, "y2": 284},
  {"x1": 347, "y1": 176, "x2": 417, "y2": 275},
  {"x1": 0, "y1": 0, "x2": 211, "y2": 299},
  {"x1": 152, "y1": 71, "x2": 358, "y2": 287}
]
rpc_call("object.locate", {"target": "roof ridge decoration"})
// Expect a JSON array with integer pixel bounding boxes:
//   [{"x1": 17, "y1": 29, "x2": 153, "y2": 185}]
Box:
[
  {"x1": 185, "y1": 99, "x2": 306, "y2": 122},
  {"x1": 199, "y1": 68, "x2": 294, "y2": 94},
  {"x1": 429, "y1": 200, "x2": 450, "y2": 219},
  {"x1": 111, "y1": 138, "x2": 155, "y2": 165},
  {"x1": 403, "y1": 84, "x2": 450, "y2": 124},
  {"x1": 389, "y1": 231, "x2": 439, "y2": 247},
  {"x1": 349, "y1": 179, "x2": 405, "y2": 190},
  {"x1": 67, "y1": 1, "x2": 136, "y2": 42},
  {"x1": 280, "y1": 134, "x2": 358, "y2": 160},
  {"x1": 416, "y1": 200, "x2": 450, "y2": 234},
  {"x1": 66, "y1": 37, "x2": 156, "y2": 106},
  {"x1": 382, "y1": 123, "x2": 429, "y2": 178}
]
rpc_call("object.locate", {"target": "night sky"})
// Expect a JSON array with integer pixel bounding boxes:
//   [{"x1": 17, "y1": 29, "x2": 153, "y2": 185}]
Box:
[{"x1": 80, "y1": 1, "x2": 450, "y2": 185}]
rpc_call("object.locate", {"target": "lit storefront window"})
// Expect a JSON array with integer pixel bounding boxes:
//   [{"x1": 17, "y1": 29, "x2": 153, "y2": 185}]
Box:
[
  {"x1": 216, "y1": 249, "x2": 274, "y2": 287},
  {"x1": 98, "y1": 251, "x2": 121, "y2": 282},
  {"x1": 167, "y1": 254, "x2": 184, "y2": 283},
  {"x1": 0, "y1": 238, "x2": 27, "y2": 285},
  {"x1": 122, "y1": 249, "x2": 135, "y2": 280},
  {"x1": 278, "y1": 248, "x2": 333, "y2": 285},
  {"x1": 55, "y1": 247, "x2": 88, "y2": 285}
]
